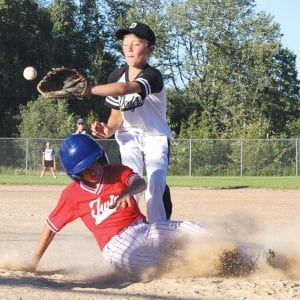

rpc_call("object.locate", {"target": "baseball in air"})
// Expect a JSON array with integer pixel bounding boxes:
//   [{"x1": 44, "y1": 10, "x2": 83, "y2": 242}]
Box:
[{"x1": 23, "y1": 66, "x2": 37, "y2": 80}]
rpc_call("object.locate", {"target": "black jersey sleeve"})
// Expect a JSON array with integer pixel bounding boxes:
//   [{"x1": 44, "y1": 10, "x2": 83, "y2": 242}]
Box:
[{"x1": 135, "y1": 65, "x2": 164, "y2": 99}]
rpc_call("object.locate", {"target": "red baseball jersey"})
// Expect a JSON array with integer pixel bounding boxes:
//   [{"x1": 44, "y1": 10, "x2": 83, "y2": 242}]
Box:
[{"x1": 46, "y1": 164, "x2": 146, "y2": 250}]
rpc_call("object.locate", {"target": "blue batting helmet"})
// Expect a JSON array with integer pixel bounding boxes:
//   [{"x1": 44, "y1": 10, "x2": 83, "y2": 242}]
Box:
[{"x1": 59, "y1": 134, "x2": 108, "y2": 181}]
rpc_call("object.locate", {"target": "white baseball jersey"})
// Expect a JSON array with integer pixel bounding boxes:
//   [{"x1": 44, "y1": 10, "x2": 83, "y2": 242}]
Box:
[
  {"x1": 105, "y1": 64, "x2": 172, "y2": 139},
  {"x1": 43, "y1": 148, "x2": 54, "y2": 161},
  {"x1": 104, "y1": 64, "x2": 172, "y2": 223}
]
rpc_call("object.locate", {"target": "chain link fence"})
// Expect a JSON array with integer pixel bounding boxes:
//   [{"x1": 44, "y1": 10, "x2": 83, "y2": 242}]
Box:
[{"x1": 0, "y1": 138, "x2": 299, "y2": 176}]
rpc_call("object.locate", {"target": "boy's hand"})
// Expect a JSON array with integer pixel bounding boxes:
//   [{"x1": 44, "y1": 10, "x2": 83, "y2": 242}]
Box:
[
  {"x1": 91, "y1": 121, "x2": 112, "y2": 138},
  {"x1": 109, "y1": 195, "x2": 132, "y2": 210}
]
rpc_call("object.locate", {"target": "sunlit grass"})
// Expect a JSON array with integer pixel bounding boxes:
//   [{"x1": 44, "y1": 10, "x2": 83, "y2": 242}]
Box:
[{"x1": 0, "y1": 174, "x2": 299, "y2": 189}]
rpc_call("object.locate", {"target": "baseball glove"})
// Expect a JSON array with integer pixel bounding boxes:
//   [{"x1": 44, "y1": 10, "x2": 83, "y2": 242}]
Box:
[{"x1": 37, "y1": 67, "x2": 89, "y2": 99}]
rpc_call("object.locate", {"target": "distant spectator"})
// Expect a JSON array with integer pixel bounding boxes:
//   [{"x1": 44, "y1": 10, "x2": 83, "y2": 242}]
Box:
[
  {"x1": 40, "y1": 141, "x2": 56, "y2": 179},
  {"x1": 75, "y1": 118, "x2": 87, "y2": 134}
]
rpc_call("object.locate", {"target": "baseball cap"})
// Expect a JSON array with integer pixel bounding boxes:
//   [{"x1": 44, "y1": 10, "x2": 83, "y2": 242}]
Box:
[
  {"x1": 116, "y1": 22, "x2": 156, "y2": 46},
  {"x1": 77, "y1": 118, "x2": 84, "y2": 125}
]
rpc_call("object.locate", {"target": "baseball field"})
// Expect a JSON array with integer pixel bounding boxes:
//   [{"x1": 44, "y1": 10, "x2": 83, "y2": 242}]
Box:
[{"x1": 0, "y1": 184, "x2": 299, "y2": 299}]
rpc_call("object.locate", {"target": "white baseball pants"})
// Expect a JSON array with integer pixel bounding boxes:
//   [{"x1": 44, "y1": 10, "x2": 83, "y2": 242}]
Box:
[
  {"x1": 115, "y1": 131, "x2": 170, "y2": 223},
  {"x1": 102, "y1": 219, "x2": 211, "y2": 273}
]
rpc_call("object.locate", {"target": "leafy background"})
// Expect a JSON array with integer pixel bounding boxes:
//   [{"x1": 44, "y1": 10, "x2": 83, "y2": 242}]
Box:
[{"x1": 0, "y1": 0, "x2": 299, "y2": 140}]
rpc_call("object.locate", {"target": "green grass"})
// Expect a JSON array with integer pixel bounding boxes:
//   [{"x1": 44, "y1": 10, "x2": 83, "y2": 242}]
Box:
[
  {"x1": 0, "y1": 174, "x2": 299, "y2": 189},
  {"x1": 0, "y1": 174, "x2": 71, "y2": 185},
  {"x1": 167, "y1": 176, "x2": 300, "y2": 189}
]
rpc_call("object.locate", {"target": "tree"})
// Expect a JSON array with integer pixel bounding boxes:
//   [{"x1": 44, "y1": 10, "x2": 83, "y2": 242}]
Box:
[
  {"x1": 1, "y1": 0, "x2": 299, "y2": 139},
  {"x1": 0, "y1": 0, "x2": 53, "y2": 136},
  {"x1": 261, "y1": 46, "x2": 300, "y2": 136},
  {"x1": 18, "y1": 96, "x2": 74, "y2": 138},
  {"x1": 48, "y1": 0, "x2": 77, "y2": 67},
  {"x1": 166, "y1": 89, "x2": 201, "y2": 137},
  {"x1": 50, "y1": 0, "x2": 117, "y2": 122},
  {"x1": 163, "y1": 0, "x2": 299, "y2": 138}
]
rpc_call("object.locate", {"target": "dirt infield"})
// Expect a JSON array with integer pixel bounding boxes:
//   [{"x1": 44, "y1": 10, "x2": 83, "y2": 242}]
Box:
[{"x1": 0, "y1": 185, "x2": 300, "y2": 299}]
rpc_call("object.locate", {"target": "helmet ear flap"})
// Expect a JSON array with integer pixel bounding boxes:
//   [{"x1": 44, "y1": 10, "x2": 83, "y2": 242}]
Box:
[
  {"x1": 70, "y1": 173, "x2": 82, "y2": 182},
  {"x1": 98, "y1": 153, "x2": 109, "y2": 165}
]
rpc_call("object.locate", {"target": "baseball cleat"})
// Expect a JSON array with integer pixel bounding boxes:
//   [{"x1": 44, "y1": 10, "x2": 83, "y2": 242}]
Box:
[
  {"x1": 263, "y1": 249, "x2": 276, "y2": 267},
  {"x1": 253, "y1": 249, "x2": 276, "y2": 268}
]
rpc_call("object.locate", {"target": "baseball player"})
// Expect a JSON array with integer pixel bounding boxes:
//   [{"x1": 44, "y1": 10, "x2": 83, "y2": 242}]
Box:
[
  {"x1": 30, "y1": 134, "x2": 214, "y2": 274},
  {"x1": 75, "y1": 118, "x2": 87, "y2": 134},
  {"x1": 40, "y1": 141, "x2": 56, "y2": 179},
  {"x1": 90, "y1": 22, "x2": 172, "y2": 223}
]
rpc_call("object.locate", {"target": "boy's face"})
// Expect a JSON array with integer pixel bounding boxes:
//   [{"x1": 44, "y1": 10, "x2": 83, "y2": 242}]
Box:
[
  {"x1": 77, "y1": 123, "x2": 84, "y2": 129},
  {"x1": 122, "y1": 34, "x2": 153, "y2": 68},
  {"x1": 81, "y1": 161, "x2": 101, "y2": 185}
]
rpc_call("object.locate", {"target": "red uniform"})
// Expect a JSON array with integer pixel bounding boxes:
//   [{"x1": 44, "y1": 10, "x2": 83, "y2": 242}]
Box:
[{"x1": 46, "y1": 164, "x2": 146, "y2": 250}]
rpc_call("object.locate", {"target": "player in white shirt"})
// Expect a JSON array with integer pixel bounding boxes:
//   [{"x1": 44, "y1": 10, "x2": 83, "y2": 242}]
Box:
[
  {"x1": 40, "y1": 141, "x2": 56, "y2": 178},
  {"x1": 90, "y1": 22, "x2": 172, "y2": 223}
]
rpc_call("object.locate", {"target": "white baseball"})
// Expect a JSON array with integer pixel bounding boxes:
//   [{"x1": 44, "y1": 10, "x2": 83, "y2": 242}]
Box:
[{"x1": 23, "y1": 66, "x2": 37, "y2": 80}]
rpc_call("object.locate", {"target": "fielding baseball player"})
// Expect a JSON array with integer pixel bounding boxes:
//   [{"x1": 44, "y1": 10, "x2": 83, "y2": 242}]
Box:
[
  {"x1": 40, "y1": 141, "x2": 56, "y2": 179},
  {"x1": 90, "y1": 22, "x2": 172, "y2": 223},
  {"x1": 30, "y1": 134, "x2": 214, "y2": 274}
]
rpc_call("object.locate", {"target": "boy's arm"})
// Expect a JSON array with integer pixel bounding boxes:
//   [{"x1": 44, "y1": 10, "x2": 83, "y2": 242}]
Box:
[
  {"x1": 91, "y1": 109, "x2": 123, "y2": 138},
  {"x1": 31, "y1": 225, "x2": 56, "y2": 270},
  {"x1": 109, "y1": 176, "x2": 147, "y2": 209},
  {"x1": 90, "y1": 81, "x2": 141, "y2": 97}
]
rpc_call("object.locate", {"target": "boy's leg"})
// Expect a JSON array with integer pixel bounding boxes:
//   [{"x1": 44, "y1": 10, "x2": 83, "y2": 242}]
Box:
[
  {"x1": 143, "y1": 135, "x2": 170, "y2": 223},
  {"x1": 115, "y1": 131, "x2": 144, "y2": 201},
  {"x1": 103, "y1": 220, "x2": 211, "y2": 273}
]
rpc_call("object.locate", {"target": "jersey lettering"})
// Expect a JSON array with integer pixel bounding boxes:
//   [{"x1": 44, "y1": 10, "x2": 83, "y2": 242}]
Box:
[
  {"x1": 119, "y1": 94, "x2": 145, "y2": 112},
  {"x1": 90, "y1": 195, "x2": 118, "y2": 225}
]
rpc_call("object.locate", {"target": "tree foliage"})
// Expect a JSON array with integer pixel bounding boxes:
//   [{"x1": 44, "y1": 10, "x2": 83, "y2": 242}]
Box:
[
  {"x1": 0, "y1": 0, "x2": 116, "y2": 137},
  {"x1": 0, "y1": 0, "x2": 52, "y2": 136},
  {"x1": 0, "y1": 0, "x2": 299, "y2": 139},
  {"x1": 47, "y1": 0, "x2": 116, "y2": 121},
  {"x1": 163, "y1": 0, "x2": 300, "y2": 138},
  {"x1": 18, "y1": 96, "x2": 74, "y2": 138}
]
